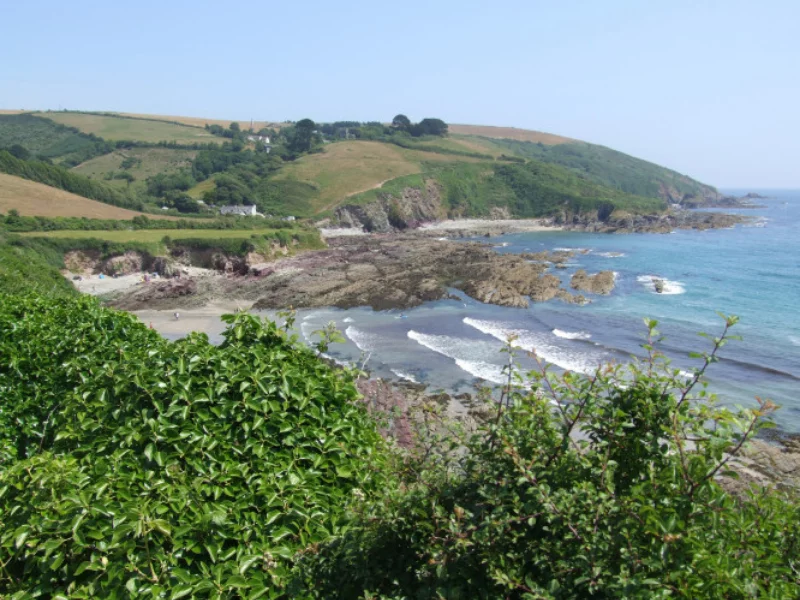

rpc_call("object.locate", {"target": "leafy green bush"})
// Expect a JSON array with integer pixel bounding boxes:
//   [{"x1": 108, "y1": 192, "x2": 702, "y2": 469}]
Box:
[
  {"x1": 298, "y1": 319, "x2": 800, "y2": 598},
  {"x1": 0, "y1": 296, "x2": 390, "y2": 598}
]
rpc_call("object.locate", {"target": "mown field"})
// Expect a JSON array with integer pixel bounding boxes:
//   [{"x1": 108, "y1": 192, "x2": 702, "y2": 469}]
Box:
[
  {"x1": 34, "y1": 112, "x2": 222, "y2": 144},
  {"x1": 0, "y1": 173, "x2": 179, "y2": 220},
  {"x1": 72, "y1": 147, "x2": 196, "y2": 188},
  {"x1": 21, "y1": 227, "x2": 298, "y2": 242},
  {"x1": 118, "y1": 113, "x2": 287, "y2": 131},
  {"x1": 448, "y1": 123, "x2": 571, "y2": 144}
]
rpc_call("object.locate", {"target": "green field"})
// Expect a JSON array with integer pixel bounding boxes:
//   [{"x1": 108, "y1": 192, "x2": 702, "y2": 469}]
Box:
[
  {"x1": 72, "y1": 147, "x2": 196, "y2": 188},
  {"x1": 35, "y1": 112, "x2": 221, "y2": 145},
  {"x1": 22, "y1": 228, "x2": 299, "y2": 242}
]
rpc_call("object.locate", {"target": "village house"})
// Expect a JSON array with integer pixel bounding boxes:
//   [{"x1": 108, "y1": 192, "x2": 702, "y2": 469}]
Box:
[{"x1": 219, "y1": 205, "x2": 258, "y2": 216}]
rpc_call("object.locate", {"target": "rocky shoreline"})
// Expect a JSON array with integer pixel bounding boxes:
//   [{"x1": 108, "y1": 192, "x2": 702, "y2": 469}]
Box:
[{"x1": 106, "y1": 235, "x2": 616, "y2": 312}]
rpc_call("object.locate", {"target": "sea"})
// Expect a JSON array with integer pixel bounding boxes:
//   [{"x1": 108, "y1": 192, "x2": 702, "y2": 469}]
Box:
[{"x1": 265, "y1": 190, "x2": 798, "y2": 431}]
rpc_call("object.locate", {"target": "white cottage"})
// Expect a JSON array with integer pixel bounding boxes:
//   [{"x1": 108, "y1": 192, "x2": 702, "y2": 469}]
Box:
[{"x1": 219, "y1": 205, "x2": 258, "y2": 216}]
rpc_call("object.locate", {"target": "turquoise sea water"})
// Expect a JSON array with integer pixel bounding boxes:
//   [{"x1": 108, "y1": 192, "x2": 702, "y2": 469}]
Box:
[{"x1": 286, "y1": 191, "x2": 799, "y2": 431}]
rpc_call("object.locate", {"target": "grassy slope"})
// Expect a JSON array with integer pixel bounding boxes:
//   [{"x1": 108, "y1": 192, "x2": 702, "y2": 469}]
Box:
[
  {"x1": 118, "y1": 113, "x2": 288, "y2": 131},
  {"x1": 35, "y1": 112, "x2": 221, "y2": 144},
  {"x1": 490, "y1": 138, "x2": 718, "y2": 200},
  {"x1": 72, "y1": 147, "x2": 196, "y2": 189},
  {"x1": 448, "y1": 124, "x2": 572, "y2": 145},
  {"x1": 273, "y1": 141, "x2": 423, "y2": 212},
  {"x1": 0, "y1": 173, "x2": 179, "y2": 219}
]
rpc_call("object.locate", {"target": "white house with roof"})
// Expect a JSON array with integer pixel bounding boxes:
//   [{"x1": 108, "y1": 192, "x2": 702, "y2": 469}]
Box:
[{"x1": 219, "y1": 205, "x2": 258, "y2": 217}]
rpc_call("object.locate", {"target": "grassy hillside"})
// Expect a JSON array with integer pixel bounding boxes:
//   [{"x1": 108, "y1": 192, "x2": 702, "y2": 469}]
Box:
[
  {"x1": 34, "y1": 112, "x2": 221, "y2": 144},
  {"x1": 118, "y1": 112, "x2": 286, "y2": 131},
  {"x1": 449, "y1": 123, "x2": 572, "y2": 144},
  {"x1": 0, "y1": 233, "x2": 77, "y2": 296},
  {"x1": 484, "y1": 138, "x2": 719, "y2": 202},
  {"x1": 272, "y1": 141, "x2": 422, "y2": 212},
  {"x1": 0, "y1": 173, "x2": 178, "y2": 219},
  {"x1": 72, "y1": 147, "x2": 196, "y2": 190}
]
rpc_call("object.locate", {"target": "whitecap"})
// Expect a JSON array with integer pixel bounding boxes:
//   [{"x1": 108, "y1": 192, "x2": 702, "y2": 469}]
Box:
[
  {"x1": 390, "y1": 368, "x2": 419, "y2": 383},
  {"x1": 436, "y1": 237, "x2": 449, "y2": 241},
  {"x1": 407, "y1": 330, "x2": 506, "y2": 383},
  {"x1": 464, "y1": 318, "x2": 605, "y2": 375},
  {"x1": 300, "y1": 321, "x2": 316, "y2": 343},
  {"x1": 636, "y1": 275, "x2": 685, "y2": 295},
  {"x1": 789, "y1": 335, "x2": 800, "y2": 347},
  {"x1": 343, "y1": 317, "x2": 354, "y2": 323},
  {"x1": 494, "y1": 242, "x2": 511, "y2": 248},
  {"x1": 552, "y1": 328, "x2": 592, "y2": 341},
  {"x1": 597, "y1": 251, "x2": 626, "y2": 258},
  {"x1": 454, "y1": 359, "x2": 505, "y2": 384},
  {"x1": 345, "y1": 326, "x2": 380, "y2": 353}
]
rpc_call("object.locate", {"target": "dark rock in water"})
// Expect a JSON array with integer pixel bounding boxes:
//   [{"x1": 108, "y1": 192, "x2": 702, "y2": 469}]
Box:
[{"x1": 653, "y1": 278, "x2": 665, "y2": 294}]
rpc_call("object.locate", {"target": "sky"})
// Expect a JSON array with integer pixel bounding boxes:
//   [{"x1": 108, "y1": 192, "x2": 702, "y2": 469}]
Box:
[{"x1": 2, "y1": 0, "x2": 798, "y2": 187}]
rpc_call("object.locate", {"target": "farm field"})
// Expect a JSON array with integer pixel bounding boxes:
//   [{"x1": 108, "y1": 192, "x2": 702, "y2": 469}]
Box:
[
  {"x1": 72, "y1": 147, "x2": 196, "y2": 187},
  {"x1": 22, "y1": 228, "x2": 294, "y2": 242},
  {"x1": 0, "y1": 173, "x2": 179, "y2": 219},
  {"x1": 34, "y1": 112, "x2": 222, "y2": 144},
  {"x1": 118, "y1": 113, "x2": 288, "y2": 131},
  {"x1": 448, "y1": 124, "x2": 571, "y2": 145}
]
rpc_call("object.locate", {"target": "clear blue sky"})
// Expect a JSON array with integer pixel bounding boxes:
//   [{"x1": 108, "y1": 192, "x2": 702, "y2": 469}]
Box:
[{"x1": 2, "y1": 0, "x2": 798, "y2": 187}]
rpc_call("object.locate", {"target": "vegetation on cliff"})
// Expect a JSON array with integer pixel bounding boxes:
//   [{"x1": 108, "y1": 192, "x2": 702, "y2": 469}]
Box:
[{"x1": 0, "y1": 245, "x2": 798, "y2": 597}]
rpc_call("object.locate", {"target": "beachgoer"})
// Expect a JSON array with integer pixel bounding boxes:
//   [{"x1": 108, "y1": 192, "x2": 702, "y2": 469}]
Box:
[{"x1": 174, "y1": 312, "x2": 180, "y2": 321}]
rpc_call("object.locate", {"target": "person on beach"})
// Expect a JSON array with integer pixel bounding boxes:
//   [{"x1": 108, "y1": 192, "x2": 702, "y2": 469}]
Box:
[{"x1": 174, "y1": 312, "x2": 180, "y2": 321}]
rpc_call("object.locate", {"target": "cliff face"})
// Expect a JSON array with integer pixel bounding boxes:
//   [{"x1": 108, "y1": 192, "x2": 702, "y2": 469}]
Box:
[{"x1": 334, "y1": 181, "x2": 445, "y2": 233}]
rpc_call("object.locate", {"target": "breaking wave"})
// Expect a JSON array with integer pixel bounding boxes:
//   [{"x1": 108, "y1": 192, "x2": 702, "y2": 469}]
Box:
[
  {"x1": 407, "y1": 330, "x2": 505, "y2": 384},
  {"x1": 464, "y1": 317, "x2": 606, "y2": 375},
  {"x1": 391, "y1": 368, "x2": 419, "y2": 384},
  {"x1": 345, "y1": 326, "x2": 380, "y2": 353},
  {"x1": 552, "y1": 328, "x2": 592, "y2": 341}
]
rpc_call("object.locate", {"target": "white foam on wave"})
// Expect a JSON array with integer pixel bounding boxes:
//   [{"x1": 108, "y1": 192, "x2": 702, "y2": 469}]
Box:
[
  {"x1": 454, "y1": 360, "x2": 505, "y2": 384},
  {"x1": 464, "y1": 318, "x2": 604, "y2": 375},
  {"x1": 494, "y1": 242, "x2": 511, "y2": 248},
  {"x1": 345, "y1": 326, "x2": 380, "y2": 353},
  {"x1": 390, "y1": 368, "x2": 419, "y2": 383},
  {"x1": 789, "y1": 335, "x2": 800, "y2": 347},
  {"x1": 407, "y1": 330, "x2": 505, "y2": 384},
  {"x1": 343, "y1": 317, "x2": 355, "y2": 323},
  {"x1": 553, "y1": 247, "x2": 589, "y2": 253},
  {"x1": 637, "y1": 275, "x2": 685, "y2": 295},
  {"x1": 597, "y1": 251, "x2": 626, "y2": 258},
  {"x1": 436, "y1": 236, "x2": 450, "y2": 241},
  {"x1": 552, "y1": 328, "x2": 592, "y2": 341},
  {"x1": 300, "y1": 321, "x2": 316, "y2": 343}
]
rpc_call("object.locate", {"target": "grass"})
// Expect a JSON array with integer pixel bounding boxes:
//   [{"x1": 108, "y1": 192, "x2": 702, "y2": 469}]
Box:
[
  {"x1": 35, "y1": 112, "x2": 222, "y2": 145},
  {"x1": 343, "y1": 173, "x2": 426, "y2": 206},
  {"x1": 448, "y1": 124, "x2": 571, "y2": 145},
  {"x1": 187, "y1": 177, "x2": 216, "y2": 199},
  {"x1": 72, "y1": 148, "x2": 196, "y2": 188},
  {"x1": 0, "y1": 173, "x2": 179, "y2": 220},
  {"x1": 273, "y1": 141, "x2": 423, "y2": 212},
  {"x1": 117, "y1": 113, "x2": 288, "y2": 131},
  {"x1": 21, "y1": 228, "x2": 302, "y2": 242}
]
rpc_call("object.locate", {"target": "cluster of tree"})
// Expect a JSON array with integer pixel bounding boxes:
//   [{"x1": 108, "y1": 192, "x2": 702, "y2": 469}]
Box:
[{"x1": 390, "y1": 114, "x2": 448, "y2": 137}]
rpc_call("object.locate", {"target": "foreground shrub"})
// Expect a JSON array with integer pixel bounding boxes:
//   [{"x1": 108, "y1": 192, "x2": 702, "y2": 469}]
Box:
[
  {"x1": 299, "y1": 319, "x2": 800, "y2": 598},
  {"x1": 0, "y1": 294, "x2": 389, "y2": 598}
]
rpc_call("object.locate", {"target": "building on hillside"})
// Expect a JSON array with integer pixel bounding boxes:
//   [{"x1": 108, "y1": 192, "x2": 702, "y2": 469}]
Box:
[
  {"x1": 219, "y1": 205, "x2": 258, "y2": 217},
  {"x1": 247, "y1": 135, "x2": 270, "y2": 144}
]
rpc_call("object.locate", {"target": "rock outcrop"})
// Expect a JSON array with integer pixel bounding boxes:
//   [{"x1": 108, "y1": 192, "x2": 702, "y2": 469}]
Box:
[
  {"x1": 571, "y1": 270, "x2": 616, "y2": 295},
  {"x1": 334, "y1": 182, "x2": 445, "y2": 233}
]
